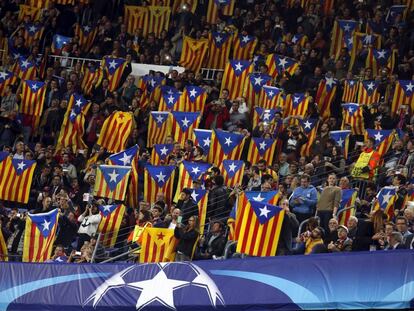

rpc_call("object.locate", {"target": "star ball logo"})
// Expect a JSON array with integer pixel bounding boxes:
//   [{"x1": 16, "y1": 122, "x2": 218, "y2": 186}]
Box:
[{"x1": 84, "y1": 262, "x2": 225, "y2": 310}]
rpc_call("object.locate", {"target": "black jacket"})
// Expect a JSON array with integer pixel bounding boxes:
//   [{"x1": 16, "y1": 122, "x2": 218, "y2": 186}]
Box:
[
  {"x1": 277, "y1": 212, "x2": 299, "y2": 255},
  {"x1": 174, "y1": 227, "x2": 198, "y2": 258},
  {"x1": 200, "y1": 233, "x2": 227, "y2": 258},
  {"x1": 207, "y1": 186, "x2": 229, "y2": 219},
  {"x1": 176, "y1": 199, "x2": 198, "y2": 223}
]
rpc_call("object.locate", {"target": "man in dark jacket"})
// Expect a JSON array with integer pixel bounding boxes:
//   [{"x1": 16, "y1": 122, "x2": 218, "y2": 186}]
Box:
[
  {"x1": 176, "y1": 188, "x2": 198, "y2": 223},
  {"x1": 198, "y1": 221, "x2": 227, "y2": 259},
  {"x1": 207, "y1": 176, "x2": 229, "y2": 219},
  {"x1": 55, "y1": 212, "x2": 78, "y2": 249},
  {"x1": 277, "y1": 199, "x2": 299, "y2": 255}
]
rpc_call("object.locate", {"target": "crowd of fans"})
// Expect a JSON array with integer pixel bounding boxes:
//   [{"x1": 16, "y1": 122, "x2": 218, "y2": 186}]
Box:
[{"x1": 1, "y1": 0, "x2": 414, "y2": 263}]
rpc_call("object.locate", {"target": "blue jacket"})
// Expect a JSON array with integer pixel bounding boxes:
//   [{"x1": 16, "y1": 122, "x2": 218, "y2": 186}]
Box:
[{"x1": 290, "y1": 186, "x2": 318, "y2": 214}]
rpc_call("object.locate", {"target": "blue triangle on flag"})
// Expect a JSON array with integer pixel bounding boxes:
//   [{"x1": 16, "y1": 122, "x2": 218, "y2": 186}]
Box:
[
  {"x1": 11, "y1": 159, "x2": 36, "y2": 175},
  {"x1": 172, "y1": 111, "x2": 199, "y2": 131},
  {"x1": 215, "y1": 130, "x2": 244, "y2": 155},
  {"x1": 29, "y1": 209, "x2": 59, "y2": 238},
  {"x1": 252, "y1": 137, "x2": 274, "y2": 156},
  {"x1": 151, "y1": 112, "x2": 169, "y2": 128},
  {"x1": 146, "y1": 165, "x2": 175, "y2": 187},
  {"x1": 98, "y1": 204, "x2": 120, "y2": 217},
  {"x1": 245, "y1": 191, "x2": 279, "y2": 203},
  {"x1": 223, "y1": 160, "x2": 244, "y2": 178},
  {"x1": 194, "y1": 129, "x2": 212, "y2": 154},
  {"x1": 100, "y1": 165, "x2": 131, "y2": 191},
  {"x1": 154, "y1": 144, "x2": 174, "y2": 160},
  {"x1": 189, "y1": 188, "x2": 207, "y2": 203},
  {"x1": 250, "y1": 201, "x2": 282, "y2": 225},
  {"x1": 182, "y1": 161, "x2": 211, "y2": 180},
  {"x1": 109, "y1": 145, "x2": 139, "y2": 166}
]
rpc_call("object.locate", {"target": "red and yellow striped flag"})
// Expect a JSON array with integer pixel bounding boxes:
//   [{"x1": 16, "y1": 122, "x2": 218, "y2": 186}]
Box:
[
  {"x1": 330, "y1": 20, "x2": 358, "y2": 59},
  {"x1": 208, "y1": 130, "x2": 246, "y2": 166},
  {"x1": 97, "y1": 204, "x2": 126, "y2": 247},
  {"x1": 20, "y1": 80, "x2": 46, "y2": 116},
  {"x1": 243, "y1": 73, "x2": 272, "y2": 110},
  {"x1": 181, "y1": 85, "x2": 207, "y2": 112},
  {"x1": 23, "y1": 23, "x2": 44, "y2": 48},
  {"x1": 174, "y1": 161, "x2": 211, "y2": 201},
  {"x1": 220, "y1": 159, "x2": 245, "y2": 188},
  {"x1": 221, "y1": 60, "x2": 254, "y2": 100},
  {"x1": 235, "y1": 192, "x2": 284, "y2": 257},
  {"x1": 357, "y1": 80, "x2": 380, "y2": 105},
  {"x1": 338, "y1": 189, "x2": 357, "y2": 226},
  {"x1": 28, "y1": 0, "x2": 49, "y2": 8},
  {"x1": 341, "y1": 103, "x2": 364, "y2": 135},
  {"x1": 171, "y1": 111, "x2": 200, "y2": 145},
  {"x1": 56, "y1": 94, "x2": 90, "y2": 153},
  {"x1": 81, "y1": 66, "x2": 103, "y2": 95},
  {"x1": 22, "y1": 209, "x2": 59, "y2": 262},
  {"x1": 205, "y1": 31, "x2": 232, "y2": 69},
  {"x1": 0, "y1": 156, "x2": 36, "y2": 203},
  {"x1": 147, "y1": 111, "x2": 171, "y2": 147},
  {"x1": 74, "y1": 24, "x2": 97, "y2": 52},
  {"x1": 145, "y1": 6, "x2": 171, "y2": 37},
  {"x1": 18, "y1": 5, "x2": 41, "y2": 22},
  {"x1": 247, "y1": 137, "x2": 277, "y2": 165},
  {"x1": 179, "y1": 36, "x2": 209, "y2": 73},
  {"x1": 125, "y1": 6, "x2": 147, "y2": 34},
  {"x1": 0, "y1": 227, "x2": 7, "y2": 261},
  {"x1": 315, "y1": 77, "x2": 337, "y2": 119},
  {"x1": 373, "y1": 187, "x2": 397, "y2": 220},
  {"x1": 97, "y1": 111, "x2": 133, "y2": 153},
  {"x1": 265, "y1": 54, "x2": 299, "y2": 79},
  {"x1": 232, "y1": 33, "x2": 257, "y2": 61},
  {"x1": 94, "y1": 165, "x2": 131, "y2": 201},
  {"x1": 172, "y1": 0, "x2": 197, "y2": 13},
  {"x1": 259, "y1": 85, "x2": 282, "y2": 109},
  {"x1": 103, "y1": 56, "x2": 127, "y2": 92},
  {"x1": 285, "y1": 93, "x2": 309, "y2": 119},
  {"x1": 366, "y1": 129, "x2": 394, "y2": 158},
  {"x1": 139, "y1": 228, "x2": 175, "y2": 263},
  {"x1": 144, "y1": 165, "x2": 176, "y2": 204},
  {"x1": 0, "y1": 71, "x2": 17, "y2": 96},
  {"x1": 189, "y1": 188, "x2": 208, "y2": 235},
  {"x1": 299, "y1": 118, "x2": 319, "y2": 157},
  {"x1": 391, "y1": 80, "x2": 414, "y2": 116},
  {"x1": 342, "y1": 79, "x2": 358, "y2": 103},
  {"x1": 151, "y1": 144, "x2": 174, "y2": 165},
  {"x1": 206, "y1": 0, "x2": 235, "y2": 24},
  {"x1": 366, "y1": 48, "x2": 396, "y2": 76},
  {"x1": 14, "y1": 57, "x2": 37, "y2": 80}
]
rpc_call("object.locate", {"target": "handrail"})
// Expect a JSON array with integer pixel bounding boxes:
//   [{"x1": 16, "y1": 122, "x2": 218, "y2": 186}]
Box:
[
  {"x1": 90, "y1": 232, "x2": 102, "y2": 263},
  {"x1": 297, "y1": 216, "x2": 320, "y2": 237},
  {"x1": 336, "y1": 206, "x2": 356, "y2": 219},
  {"x1": 99, "y1": 246, "x2": 139, "y2": 264}
]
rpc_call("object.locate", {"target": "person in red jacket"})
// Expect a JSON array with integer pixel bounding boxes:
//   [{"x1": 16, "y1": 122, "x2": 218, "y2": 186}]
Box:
[{"x1": 202, "y1": 100, "x2": 230, "y2": 130}]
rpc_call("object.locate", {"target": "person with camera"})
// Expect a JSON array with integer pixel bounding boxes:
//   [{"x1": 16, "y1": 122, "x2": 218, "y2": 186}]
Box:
[{"x1": 77, "y1": 202, "x2": 101, "y2": 251}]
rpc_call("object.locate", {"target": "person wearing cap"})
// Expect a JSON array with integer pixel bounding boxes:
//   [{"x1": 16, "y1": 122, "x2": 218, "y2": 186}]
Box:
[
  {"x1": 351, "y1": 137, "x2": 380, "y2": 180},
  {"x1": 176, "y1": 188, "x2": 198, "y2": 223},
  {"x1": 327, "y1": 225, "x2": 352, "y2": 252}
]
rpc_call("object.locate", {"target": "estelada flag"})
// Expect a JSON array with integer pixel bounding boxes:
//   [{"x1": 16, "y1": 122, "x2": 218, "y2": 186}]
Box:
[
  {"x1": 23, "y1": 23, "x2": 44, "y2": 48},
  {"x1": 0, "y1": 156, "x2": 36, "y2": 203},
  {"x1": 221, "y1": 60, "x2": 254, "y2": 100},
  {"x1": 97, "y1": 204, "x2": 126, "y2": 247},
  {"x1": 232, "y1": 33, "x2": 257, "y2": 61},
  {"x1": 20, "y1": 80, "x2": 46, "y2": 116},
  {"x1": 51, "y1": 34, "x2": 71, "y2": 55},
  {"x1": 341, "y1": 103, "x2": 364, "y2": 135},
  {"x1": 174, "y1": 161, "x2": 211, "y2": 201},
  {"x1": 124, "y1": 6, "x2": 147, "y2": 34},
  {"x1": 0, "y1": 71, "x2": 17, "y2": 96},
  {"x1": 144, "y1": 165, "x2": 176, "y2": 204},
  {"x1": 205, "y1": 31, "x2": 233, "y2": 70},
  {"x1": 366, "y1": 48, "x2": 396, "y2": 76},
  {"x1": 315, "y1": 76, "x2": 337, "y2": 119},
  {"x1": 373, "y1": 186, "x2": 397, "y2": 220},
  {"x1": 151, "y1": 144, "x2": 174, "y2": 165},
  {"x1": 329, "y1": 130, "x2": 351, "y2": 159},
  {"x1": 252, "y1": 107, "x2": 281, "y2": 129},
  {"x1": 329, "y1": 20, "x2": 358, "y2": 59},
  {"x1": 338, "y1": 188, "x2": 357, "y2": 226},
  {"x1": 103, "y1": 56, "x2": 127, "y2": 92},
  {"x1": 181, "y1": 85, "x2": 207, "y2": 112},
  {"x1": 247, "y1": 137, "x2": 277, "y2": 165},
  {"x1": 265, "y1": 54, "x2": 299, "y2": 79},
  {"x1": 299, "y1": 118, "x2": 319, "y2": 157},
  {"x1": 147, "y1": 111, "x2": 171, "y2": 148},
  {"x1": 97, "y1": 111, "x2": 133, "y2": 153},
  {"x1": 145, "y1": 6, "x2": 171, "y2": 38},
  {"x1": 235, "y1": 192, "x2": 284, "y2": 257},
  {"x1": 206, "y1": 0, "x2": 234, "y2": 24},
  {"x1": 259, "y1": 85, "x2": 282, "y2": 109},
  {"x1": 74, "y1": 24, "x2": 97, "y2": 52},
  {"x1": 13, "y1": 56, "x2": 37, "y2": 80},
  {"x1": 391, "y1": 80, "x2": 414, "y2": 116},
  {"x1": 179, "y1": 36, "x2": 209, "y2": 73},
  {"x1": 342, "y1": 79, "x2": 358, "y2": 103},
  {"x1": 366, "y1": 129, "x2": 394, "y2": 158},
  {"x1": 243, "y1": 73, "x2": 272, "y2": 110},
  {"x1": 189, "y1": 188, "x2": 208, "y2": 235},
  {"x1": 170, "y1": 111, "x2": 200, "y2": 145},
  {"x1": 22, "y1": 209, "x2": 59, "y2": 262},
  {"x1": 158, "y1": 85, "x2": 181, "y2": 111},
  {"x1": 193, "y1": 129, "x2": 212, "y2": 161},
  {"x1": 208, "y1": 129, "x2": 246, "y2": 166},
  {"x1": 284, "y1": 93, "x2": 309, "y2": 120},
  {"x1": 357, "y1": 80, "x2": 380, "y2": 106},
  {"x1": 94, "y1": 165, "x2": 131, "y2": 201},
  {"x1": 220, "y1": 159, "x2": 245, "y2": 188},
  {"x1": 81, "y1": 66, "x2": 103, "y2": 95},
  {"x1": 139, "y1": 227, "x2": 175, "y2": 263}
]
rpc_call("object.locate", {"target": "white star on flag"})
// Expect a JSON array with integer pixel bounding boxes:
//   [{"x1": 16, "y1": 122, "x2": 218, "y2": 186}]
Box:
[
  {"x1": 259, "y1": 141, "x2": 267, "y2": 150},
  {"x1": 149, "y1": 79, "x2": 156, "y2": 87},
  {"x1": 376, "y1": 50, "x2": 387, "y2": 59},
  {"x1": 259, "y1": 205, "x2": 271, "y2": 218},
  {"x1": 224, "y1": 137, "x2": 233, "y2": 146},
  {"x1": 343, "y1": 23, "x2": 351, "y2": 32},
  {"x1": 0, "y1": 72, "x2": 7, "y2": 80},
  {"x1": 203, "y1": 137, "x2": 211, "y2": 147},
  {"x1": 84, "y1": 25, "x2": 91, "y2": 32},
  {"x1": 119, "y1": 152, "x2": 132, "y2": 166},
  {"x1": 156, "y1": 171, "x2": 166, "y2": 183},
  {"x1": 102, "y1": 205, "x2": 112, "y2": 213},
  {"x1": 263, "y1": 112, "x2": 271, "y2": 120},
  {"x1": 228, "y1": 162, "x2": 237, "y2": 172},
  {"x1": 189, "y1": 88, "x2": 197, "y2": 98},
  {"x1": 155, "y1": 115, "x2": 164, "y2": 124},
  {"x1": 181, "y1": 117, "x2": 190, "y2": 128},
  {"x1": 241, "y1": 35, "x2": 250, "y2": 43},
  {"x1": 56, "y1": 36, "x2": 62, "y2": 43},
  {"x1": 160, "y1": 146, "x2": 169, "y2": 155},
  {"x1": 303, "y1": 120, "x2": 312, "y2": 129},
  {"x1": 292, "y1": 36, "x2": 298, "y2": 44},
  {"x1": 31, "y1": 83, "x2": 38, "y2": 91},
  {"x1": 234, "y1": 62, "x2": 243, "y2": 72},
  {"x1": 108, "y1": 60, "x2": 117, "y2": 69},
  {"x1": 252, "y1": 193, "x2": 265, "y2": 202},
  {"x1": 367, "y1": 82, "x2": 375, "y2": 90},
  {"x1": 21, "y1": 59, "x2": 30, "y2": 68},
  {"x1": 325, "y1": 77, "x2": 335, "y2": 87},
  {"x1": 363, "y1": 35, "x2": 372, "y2": 44},
  {"x1": 108, "y1": 170, "x2": 119, "y2": 182},
  {"x1": 267, "y1": 90, "x2": 274, "y2": 97},
  {"x1": 254, "y1": 76, "x2": 264, "y2": 85},
  {"x1": 191, "y1": 166, "x2": 200, "y2": 175},
  {"x1": 215, "y1": 35, "x2": 222, "y2": 43},
  {"x1": 191, "y1": 190, "x2": 199, "y2": 202},
  {"x1": 405, "y1": 82, "x2": 414, "y2": 92},
  {"x1": 29, "y1": 25, "x2": 37, "y2": 32},
  {"x1": 167, "y1": 95, "x2": 175, "y2": 104},
  {"x1": 42, "y1": 219, "x2": 51, "y2": 231},
  {"x1": 278, "y1": 58, "x2": 288, "y2": 68},
  {"x1": 347, "y1": 37, "x2": 353, "y2": 45},
  {"x1": 337, "y1": 137, "x2": 344, "y2": 147},
  {"x1": 293, "y1": 96, "x2": 300, "y2": 103},
  {"x1": 374, "y1": 131, "x2": 383, "y2": 142},
  {"x1": 381, "y1": 191, "x2": 393, "y2": 205},
  {"x1": 349, "y1": 80, "x2": 355, "y2": 86},
  {"x1": 348, "y1": 107, "x2": 354, "y2": 113},
  {"x1": 75, "y1": 99, "x2": 83, "y2": 107},
  {"x1": 70, "y1": 111, "x2": 77, "y2": 118},
  {"x1": 17, "y1": 161, "x2": 26, "y2": 171}
]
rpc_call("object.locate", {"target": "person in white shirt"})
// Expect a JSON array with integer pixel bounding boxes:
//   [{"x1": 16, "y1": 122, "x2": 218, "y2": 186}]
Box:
[{"x1": 77, "y1": 203, "x2": 101, "y2": 250}]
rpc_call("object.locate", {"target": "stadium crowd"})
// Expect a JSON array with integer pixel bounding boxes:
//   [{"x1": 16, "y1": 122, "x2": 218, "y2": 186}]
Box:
[{"x1": 1, "y1": 0, "x2": 414, "y2": 263}]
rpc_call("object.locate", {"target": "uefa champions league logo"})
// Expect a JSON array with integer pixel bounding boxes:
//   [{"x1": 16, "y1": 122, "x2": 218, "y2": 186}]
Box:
[{"x1": 83, "y1": 262, "x2": 225, "y2": 310}]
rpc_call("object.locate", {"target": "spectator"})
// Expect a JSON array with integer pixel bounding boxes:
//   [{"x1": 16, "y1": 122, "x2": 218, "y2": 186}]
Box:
[
  {"x1": 198, "y1": 221, "x2": 227, "y2": 260},
  {"x1": 316, "y1": 173, "x2": 341, "y2": 231},
  {"x1": 176, "y1": 188, "x2": 198, "y2": 223},
  {"x1": 77, "y1": 203, "x2": 102, "y2": 250},
  {"x1": 174, "y1": 215, "x2": 199, "y2": 261},
  {"x1": 290, "y1": 174, "x2": 318, "y2": 223},
  {"x1": 327, "y1": 225, "x2": 352, "y2": 252},
  {"x1": 387, "y1": 232, "x2": 406, "y2": 250}
]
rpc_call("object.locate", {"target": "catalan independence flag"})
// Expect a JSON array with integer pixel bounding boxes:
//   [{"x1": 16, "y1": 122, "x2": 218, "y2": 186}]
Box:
[
  {"x1": 265, "y1": 54, "x2": 299, "y2": 79},
  {"x1": 285, "y1": 93, "x2": 309, "y2": 119},
  {"x1": 193, "y1": 129, "x2": 212, "y2": 156},
  {"x1": 220, "y1": 159, "x2": 245, "y2": 188},
  {"x1": 56, "y1": 93, "x2": 90, "y2": 153},
  {"x1": 341, "y1": 103, "x2": 364, "y2": 135},
  {"x1": 357, "y1": 80, "x2": 380, "y2": 105},
  {"x1": 315, "y1": 77, "x2": 337, "y2": 119},
  {"x1": 374, "y1": 186, "x2": 397, "y2": 220},
  {"x1": 208, "y1": 130, "x2": 245, "y2": 166},
  {"x1": 330, "y1": 130, "x2": 351, "y2": 158},
  {"x1": 0, "y1": 228, "x2": 7, "y2": 261},
  {"x1": 147, "y1": 111, "x2": 171, "y2": 147},
  {"x1": 0, "y1": 71, "x2": 17, "y2": 96},
  {"x1": 172, "y1": 0, "x2": 198, "y2": 13},
  {"x1": 97, "y1": 204, "x2": 127, "y2": 247},
  {"x1": 221, "y1": 60, "x2": 254, "y2": 100},
  {"x1": 366, "y1": 129, "x2": 394, "y2": 158},
  {"x1": 140, "y1": 75, "x2": 165, "y2": 103},
  {"x1": 159, "y1": 85, "x2": 181, "y2": 111},
  {"x1": 103, "y1": 56, "x2": 127, "y2": 92},
  {"x1": 190, "y1": 188, "x2": 208, "y2": 235},
  {"x1": 299, "y1": 118, "x2": 319, "y2": 157},
  {"x1": 366, "y1": 48, "x2": 396, "y2": 76},
  {"x1": 74, "y1": 24, "x2": 97, "y2": 52},
  {"x1": 94, "y1": 165, "x2": 131, "y2": 201},
  {"x1": 232, "y1": 33, "x2": 257, "y2": 61},
  {"x1": 97, "y1": 111, "x2": 133, "y2": 153},
  {"x1": 22, "y1": 209, "x2": 59, "y2": 262},
  {"x1": 144, "y1": 165, "x2": 176, "y2": 204},
  {"x1": 391, "y1": 80, "x2": 414, "y2": 116},
  {"x1": 291, "y1": 33, "x2": 308, "y2": 47},
  {"x1": 181, "y1": 85, "x2": 207, "y2": 112},
  {"x1": 0, "y1": 156, "x2": 36, "y2": 203},
  {"x1": 145, "y1": 6, "x2": 171, "y2": 38},
  {"x1": 23, "y1": 23, "x2": 44, "y2": 48},
  {"x1": 338, "y1": 188, "x2": 357, "y2": 226},
  {"x1": 227, "y1": 203, "x2": 237, "y2": 241},
  {"x1": 81, "y1": 66, "x2": 103, "y2": 95},
  {"x1": 259, "y1": 85, "x2": 282, "y2": 109},
  {"x1": 252, "y1": 107, "x2": 281, "y2": 129},
  {"x1": 342, "y1": 79, "x2": 358, "y2": 103},
  {"x1": 139, "y1": 228, "x2": 175, "y2": 263},
  {"x1": 51, "y1": 34, "x2": 71, "y2": 55},
  {"x1": 330, "y1": 20, "x2": 358, "y2": 59},
  {"x1": 247, "y1": 137, "x2": 277, "y2": 165},
  {"x1": 243, "y1": 73, "x2": 272, "y2": 110},
  {"x1": 179, "y1": 36, "x2": 209, "y2": 73},
  {"x1": 206, "y1": 0, "x2": 235, "y2": 24},
  {"x1": 175, "y1": 161, "x2": 211, "y2": 201},
  {"x1": 171, "y1": 111, "x2": 200, "y2": 145},
  {"x1": 20, "y1": 80, "x2": 46, "y2": 116},
  {"x1": 124, "y1": 5, "x2": 147, "y2": 34},
  {"x1": 18, "y1": 4, "x2": 41, "y2": 22},
  {"x1": 206, "y1": 31, "x2": 232, "y2": 69},
  {"x1": 235, "y1": 192, "x2": 284, "y2": 257},
  {"x1": 151, "y1": 144, "x2": 174, "y2": 165},
  {"x1": 14, "y1": 56, "x2": 37, "y2": 80}
]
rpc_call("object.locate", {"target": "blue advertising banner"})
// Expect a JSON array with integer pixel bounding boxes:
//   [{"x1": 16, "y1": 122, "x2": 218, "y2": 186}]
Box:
[{"x1": 0, "y1": 251, "x2": 413, "y2": 310}]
